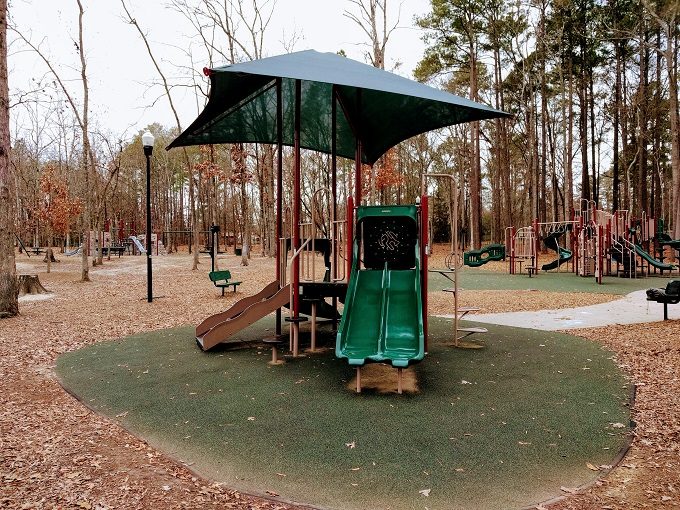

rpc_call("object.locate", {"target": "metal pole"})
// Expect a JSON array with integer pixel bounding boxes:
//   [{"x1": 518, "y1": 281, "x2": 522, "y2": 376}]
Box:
[
  {"x1": 425, "y1": 173, "x2": 459, "y2": 342},
  {"x1": 144, "y1": 146, "x2": 153, "y2": 303},
  {"x1": 292, "y1": 79, "x2": 301, "y2": 338},
  {"x1": 276, "y1": 78, "x2": 283, "y2": 336},
  {"x1": 331, "y1": 85, "x2": 339, "y2": 328},
  {"x1": 354, "y1": 89, "x2": 362, "y2": 204}
]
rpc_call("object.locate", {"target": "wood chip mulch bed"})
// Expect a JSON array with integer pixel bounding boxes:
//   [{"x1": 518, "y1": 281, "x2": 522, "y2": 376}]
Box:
[{"x1": 1, "y1": 250, "x2": 678, "y2": 509}]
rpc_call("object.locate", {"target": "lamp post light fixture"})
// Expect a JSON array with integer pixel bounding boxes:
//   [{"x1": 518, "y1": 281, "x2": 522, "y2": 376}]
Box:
[{"x1": 142, "y1": 130, "x2": 155, "y2": 303}]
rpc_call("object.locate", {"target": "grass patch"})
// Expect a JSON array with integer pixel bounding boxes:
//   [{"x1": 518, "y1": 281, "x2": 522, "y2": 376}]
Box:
[
  {"x1": 429, "y1": 268, "x2": 661, "y2": 294},
  {"x1": 57, "y1": 316, "x2": 630, "y2": 510}
]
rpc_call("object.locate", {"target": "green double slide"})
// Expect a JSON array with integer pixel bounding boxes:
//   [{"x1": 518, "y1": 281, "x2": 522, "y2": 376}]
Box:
[{"x1": 336, "y1": 206, "x2": 425, "y2": 368}]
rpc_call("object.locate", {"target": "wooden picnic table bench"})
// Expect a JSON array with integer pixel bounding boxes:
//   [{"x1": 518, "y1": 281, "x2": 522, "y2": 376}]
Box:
[
  {"x1": 209, "y1": 270, "x2": 242, "y2": 296},
  {"x1": 101, "y1": 246, "x2": 126, "y2": 257}
]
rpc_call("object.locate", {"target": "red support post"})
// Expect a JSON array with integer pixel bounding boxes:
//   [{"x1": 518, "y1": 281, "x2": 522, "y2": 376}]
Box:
[
  {"x1": 510, "y1": 226, "x2": 516, "y2": 274},
  {"x1": 354, "y1": 89, "x2": 362, "y2": 205},
  {"x1": 275, "y1": 78, "x2": 283, "y2": 336},
  {"x1": 420, "y1": 194, "x2": 429, "y2": 351},
  {"x1": 346, "y1": 196, "x2": 354, "y2": 279},
  {"x1": 292, "y1": 79, "x2": 301, "y2": 320},
  {"x1": 597, "y1": 224, "x2": 604, "y2": 284},
  {"x1": 532, "y1": 218, "x2": 539, "y2": 271}
]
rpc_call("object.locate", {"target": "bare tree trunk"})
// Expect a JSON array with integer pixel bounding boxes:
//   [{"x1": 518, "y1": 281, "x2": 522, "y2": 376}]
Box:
[
  {"x1": 669, "y1": 36, "x2": 680, "y2": 238},
  {"x1": 637, "y1": 24, "x2": 649, "y2": 215},
  {"x1": 0, "y1": 0, "x2": 18, "y2": 318},
  {"x1": 579, "y1": 62, "x2": 590, "y2": 202},
  {"x1": 621, "y1": 63, "x2": 630, "y2": 210},
  {"x1": 77, "y1": 0, "x2": 91, "y2": 282},
  {"x1": 641, "y1": 0, "x2": 680, "y2": 236},
  {"x1": 613, "y1": 40, "x2": 622, "y2": 212},
  {"x1": 539, "y1": 2, "x2": 548, "y2": 222},
  {"x1": 469, "y1": 39, "x2": 482, "y2": 248},
  {"x1": 565, "y1": 58, "x2": 574, "y2": 216}
]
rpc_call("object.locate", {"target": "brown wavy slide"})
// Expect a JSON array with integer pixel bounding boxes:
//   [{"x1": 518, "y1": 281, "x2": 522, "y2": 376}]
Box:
[{"x1": 196, "y1": 281, "x2": 290, "y2": 351}]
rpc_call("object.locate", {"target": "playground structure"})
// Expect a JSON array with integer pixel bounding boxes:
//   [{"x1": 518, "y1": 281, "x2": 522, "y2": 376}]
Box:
[
  {"x1": 463, "y1": 243, "x2": 505, "y2": 267},
  {"x1": 507, "y1": 200, "x2": 679, "y2": 283},
  {"x1": 88, "y1": 225, "x2": 166, "y2": 257},
  {"x1": 171, "y1": 50, "x2": 507, "y2": 393}
]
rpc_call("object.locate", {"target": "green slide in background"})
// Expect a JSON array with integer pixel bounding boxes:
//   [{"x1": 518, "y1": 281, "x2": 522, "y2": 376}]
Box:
[
  {"x1": 336, "y1": 206, "x2": 424, "y2": 368},
  {"x1": 541, "y1": 247, "x2": 572, "y2": 271},
  {"x1": 634, "y1": 244, "x2": 675, "y2": 271},
  {"x1": 541, "y1": 230, "x2": 573, "y2": 271}
]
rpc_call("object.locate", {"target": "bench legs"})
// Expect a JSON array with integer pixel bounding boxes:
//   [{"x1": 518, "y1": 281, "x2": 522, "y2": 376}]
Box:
[{"x1": 218, "y1": 284, "x2": 238, "y2": 296}]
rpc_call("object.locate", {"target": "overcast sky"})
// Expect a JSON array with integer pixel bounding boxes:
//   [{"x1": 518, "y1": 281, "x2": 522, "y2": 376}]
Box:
[{"x1": 9, "y1": 0, "x2": 431, "y2": 144}]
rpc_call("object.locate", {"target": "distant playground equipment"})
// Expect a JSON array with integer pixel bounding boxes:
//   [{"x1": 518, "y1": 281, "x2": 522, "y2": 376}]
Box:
[
  {"x1": 540, "y1": 224, "x2": 573, "y2": 271},
  {"x1": 128, "y1": 235, "x2": 146, "y2": 254},
  {"x1": 463, "y1": 243, "x2": 505, "y2": 267},
  {"x1": 507, "y1": 200, "x2": 678, "y2": 283},
  {"x1": 506, "y1": 225, "x2": 538, "y2": 275},
  {"x1": 64, "y1": 245, "x2": 83, "y2": 256}
]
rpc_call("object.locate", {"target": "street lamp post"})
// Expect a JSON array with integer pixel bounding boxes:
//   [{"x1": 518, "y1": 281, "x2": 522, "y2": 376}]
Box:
[{"x1": 142, "y1": 131, "x2": 155, "y2": 303}]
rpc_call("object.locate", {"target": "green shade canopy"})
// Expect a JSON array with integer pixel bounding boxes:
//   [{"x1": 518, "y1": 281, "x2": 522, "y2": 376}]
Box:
[{"x1": 168, "y1": 50, "x2": 510, "y2": 165}]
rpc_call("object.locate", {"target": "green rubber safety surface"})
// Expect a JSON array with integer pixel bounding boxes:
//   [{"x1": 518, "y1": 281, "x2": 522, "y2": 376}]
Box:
[
  {"x1": 57, "y1": 317, "x2": 631, "y2": 510},
  {"x1": 429, "y1": 267, "x2": 665, "y2": 294}
]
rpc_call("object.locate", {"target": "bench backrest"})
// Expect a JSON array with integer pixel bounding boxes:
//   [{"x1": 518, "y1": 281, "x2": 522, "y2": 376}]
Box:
[
  {"x1": 665, "y1": 280, "x2": 680, "y2": 296},
  {"x1": 209, "y1": 270, "x2": 232, "y2": 282}
]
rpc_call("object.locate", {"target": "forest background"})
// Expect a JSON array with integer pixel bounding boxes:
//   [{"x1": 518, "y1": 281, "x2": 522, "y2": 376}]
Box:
[{"x1": 0, "y1": 0, "x2": 678, "y2": 316}]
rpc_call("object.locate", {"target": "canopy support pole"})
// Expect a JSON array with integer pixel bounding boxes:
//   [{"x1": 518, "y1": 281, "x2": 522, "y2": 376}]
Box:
[
  {"x1": 292, "y1": 79, "x2": 302, "y2": 354},
  {"x1": 332, "y1": 85, "x2": 339, "y2": 325},
  {"x1": 275, "y1": 77, "x2": 283, "y2": 337},
  {"x1": 354, "y1": 89, "x2": 362, "y2": 205}
]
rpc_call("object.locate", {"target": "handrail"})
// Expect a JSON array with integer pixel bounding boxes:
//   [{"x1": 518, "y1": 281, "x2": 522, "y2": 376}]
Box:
[
  {"x1": 301, "y1": 187, "x2": 348, "y2": 283},
  {"x1": 288, "y1": 236, "x2": 313, "y2": 320},
  {"x1": 285, "y1": 236, "x2": 314, "y2": 357},
  {"x1": 613, "y1": 235, "x2": 638, "y2": 278}
]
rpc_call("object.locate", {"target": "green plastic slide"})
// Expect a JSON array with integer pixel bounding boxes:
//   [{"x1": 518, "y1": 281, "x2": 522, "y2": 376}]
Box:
[
  {"x1": 540, "y1": 230, "x2": 572, "y2": 271},
  {"x1": 634, "y1": 244, "x2": 675, "y2": 271},
  {"x1": 336, "y1": 206, "x2": 425, "y2": 368},
  {"x1": 541, "y1": 247, "x2": 572, "y2": 271}
]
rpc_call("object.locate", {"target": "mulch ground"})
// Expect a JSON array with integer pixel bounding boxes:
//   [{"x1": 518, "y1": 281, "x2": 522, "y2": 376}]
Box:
[{"x1": 1, "y1": 247, "x2": 678, "y2": 509}]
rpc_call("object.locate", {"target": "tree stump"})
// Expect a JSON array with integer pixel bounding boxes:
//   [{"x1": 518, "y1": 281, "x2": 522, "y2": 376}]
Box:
[
  {"x1": 17, "y1": 274, "x2": 50, "y2": 296},
  {"x1": 42, "y1": 248, "x2": 59, "y2": 263}
]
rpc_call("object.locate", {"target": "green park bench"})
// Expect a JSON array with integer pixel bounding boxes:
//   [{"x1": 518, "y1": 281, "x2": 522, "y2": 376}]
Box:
[
  {"x1": 646, "y1": 280, "x2": 680, "y2": 320},
  {"x1": 209, "y1": 270, "x2": 242, "y2": 296}
]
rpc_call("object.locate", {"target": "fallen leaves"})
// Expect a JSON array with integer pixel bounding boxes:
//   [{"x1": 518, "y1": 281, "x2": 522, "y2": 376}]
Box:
[
  {"x1": 0, "y1": 253, "x2": 302, "y2": 510},
  {"x1": 4, "y1": 251, "x2": 680, "y2": 510}
]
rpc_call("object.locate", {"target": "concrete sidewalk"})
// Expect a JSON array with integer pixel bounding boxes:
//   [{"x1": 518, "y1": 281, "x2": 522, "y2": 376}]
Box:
[{"x1": 455, "y1": 290, "x2": 679, "y2": 331}]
